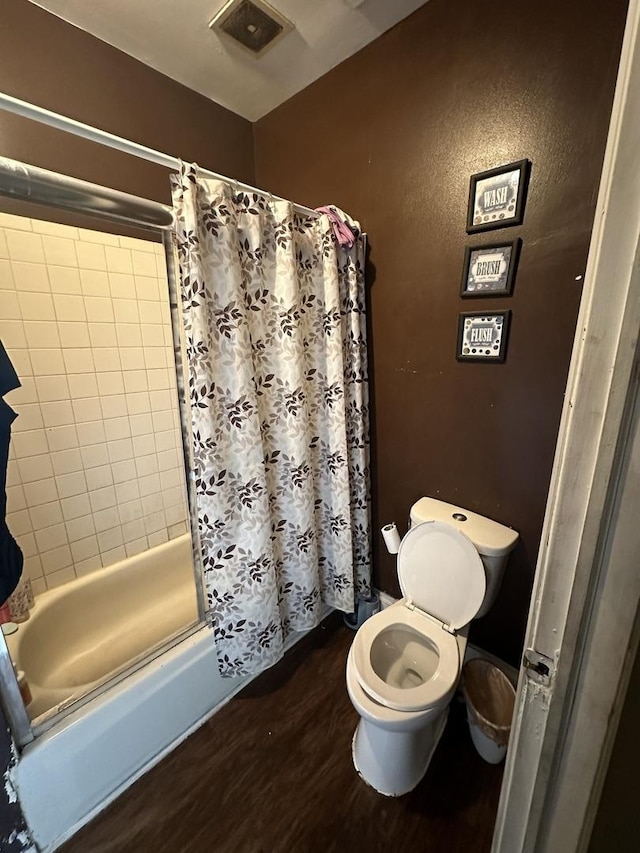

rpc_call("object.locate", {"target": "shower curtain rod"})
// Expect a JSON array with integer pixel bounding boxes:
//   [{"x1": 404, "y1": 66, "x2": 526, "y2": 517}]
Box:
[{"x1": 0, "y1": 92, "x2": 319, "y2": 218}]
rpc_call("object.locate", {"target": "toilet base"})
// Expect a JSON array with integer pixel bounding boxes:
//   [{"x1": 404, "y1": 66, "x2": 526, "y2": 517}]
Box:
[{"x1": 351, "y1": 707, "x2": 448, "y2": 796}]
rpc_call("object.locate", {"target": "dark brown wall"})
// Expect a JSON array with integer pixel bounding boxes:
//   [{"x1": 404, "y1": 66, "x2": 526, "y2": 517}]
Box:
[
  {"x1": 254, "y1": 0, "x2": 627, "y2": 664},
  {"x1": 0, "y1": 0, "x2": 254, "y2": 206}
]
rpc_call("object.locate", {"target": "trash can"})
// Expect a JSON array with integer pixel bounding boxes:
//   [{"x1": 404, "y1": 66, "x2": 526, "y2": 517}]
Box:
[
  {"x1": 343, "y1": 592, "x2": 381, "y2": 630},
  {"x1": 462, "y1": 659, "x2": 516, "y2": 764}
]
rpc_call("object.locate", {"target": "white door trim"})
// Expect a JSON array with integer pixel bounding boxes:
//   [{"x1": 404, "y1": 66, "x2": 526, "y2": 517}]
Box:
[{"x1": 492, "y1": 0, "x2": 640, "y2": 849}]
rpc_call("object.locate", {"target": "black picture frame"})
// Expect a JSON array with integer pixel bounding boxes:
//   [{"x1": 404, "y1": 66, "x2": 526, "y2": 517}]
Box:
[
  {"x1": 460, "y1": 238, "x2": 521, "y2": 298},
  {"x1": 456, "y1": 310, "x2": 511, "y2": 363},
  {"x1": 466, "y1": 160, "x2": 530, "y2": 234}
]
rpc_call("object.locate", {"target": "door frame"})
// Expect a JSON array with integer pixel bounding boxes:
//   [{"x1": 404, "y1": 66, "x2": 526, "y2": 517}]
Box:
[{"x1": 493, "y1": 0, "x2": 640, "y2": 849}]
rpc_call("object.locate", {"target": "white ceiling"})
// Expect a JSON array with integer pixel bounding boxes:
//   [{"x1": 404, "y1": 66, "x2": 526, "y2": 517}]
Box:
[{"x1": 30, "y1": 0, "x2": 429, "y2": 121}]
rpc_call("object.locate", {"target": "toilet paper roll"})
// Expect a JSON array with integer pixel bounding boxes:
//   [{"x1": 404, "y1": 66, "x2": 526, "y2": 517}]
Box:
[{"x1": 381, "y1": 522, "x2": 401, "y2": 555}]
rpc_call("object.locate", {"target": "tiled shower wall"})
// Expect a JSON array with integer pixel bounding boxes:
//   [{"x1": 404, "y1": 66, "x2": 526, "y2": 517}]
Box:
[{"x1": 0, "y1": 212, "x2": 189, "y2": 595}]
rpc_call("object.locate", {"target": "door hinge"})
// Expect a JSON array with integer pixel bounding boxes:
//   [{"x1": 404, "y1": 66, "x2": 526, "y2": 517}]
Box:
[{"x1": 523, "y1": 648, "x2": 554, "y2": 687}]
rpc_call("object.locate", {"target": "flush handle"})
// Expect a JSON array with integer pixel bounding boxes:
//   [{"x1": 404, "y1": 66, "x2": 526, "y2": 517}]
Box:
[{"x1": 523, "y1": 648, "x2": 553, "y2": 687}]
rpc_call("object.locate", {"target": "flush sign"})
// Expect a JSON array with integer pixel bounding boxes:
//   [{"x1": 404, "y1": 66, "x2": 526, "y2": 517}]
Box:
[{"x1": 209, "y1": 0, "x2": 293, "y2": 55}]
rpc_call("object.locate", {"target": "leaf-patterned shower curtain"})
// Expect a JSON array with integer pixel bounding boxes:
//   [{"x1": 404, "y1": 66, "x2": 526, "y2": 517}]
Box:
[{"x1": 171, "y1": 165, "x2": 371, "y2": 676}]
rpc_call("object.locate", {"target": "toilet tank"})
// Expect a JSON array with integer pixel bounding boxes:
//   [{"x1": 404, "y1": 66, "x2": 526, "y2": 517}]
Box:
[{"x1": 409, "y1": 497, "x2": 519, "y2": 619}]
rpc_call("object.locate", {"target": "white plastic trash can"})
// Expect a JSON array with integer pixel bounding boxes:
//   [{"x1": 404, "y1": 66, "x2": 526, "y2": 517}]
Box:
[{"x1": 462, "y1": 659, "x2": 516, "y2": 764}]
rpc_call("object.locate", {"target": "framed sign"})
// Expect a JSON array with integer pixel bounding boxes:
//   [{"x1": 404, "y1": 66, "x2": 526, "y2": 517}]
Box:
[
  {"x1": 461, "y1": 239, "x2": 521, "y2": 297},
  {"x1": 466, "y1": 160, "x2": 530, "y2": 233},
  {"x1": 456, "y1": 310, "x2": 511, "y2": 362}
]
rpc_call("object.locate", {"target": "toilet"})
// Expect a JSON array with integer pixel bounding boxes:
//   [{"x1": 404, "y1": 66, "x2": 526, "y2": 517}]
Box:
[{"x1": 346, "y1": 497, "x2": 518, "y2": 796}]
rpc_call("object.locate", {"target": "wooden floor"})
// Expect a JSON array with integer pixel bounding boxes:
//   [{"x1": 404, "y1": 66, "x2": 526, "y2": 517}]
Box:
[{"x1": 61, "y1": 614, "x2": 504, "y2": 853}]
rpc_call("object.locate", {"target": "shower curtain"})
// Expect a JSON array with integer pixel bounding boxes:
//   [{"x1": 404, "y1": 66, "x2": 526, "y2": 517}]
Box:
[{"x1": 171, "y1": 165, "x2": 371, "y2": 676}]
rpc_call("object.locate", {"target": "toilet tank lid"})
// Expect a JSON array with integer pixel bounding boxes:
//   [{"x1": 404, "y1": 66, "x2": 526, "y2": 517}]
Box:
[{"x1": 410, "y1": 497, "x2": 519, "y2": 557}]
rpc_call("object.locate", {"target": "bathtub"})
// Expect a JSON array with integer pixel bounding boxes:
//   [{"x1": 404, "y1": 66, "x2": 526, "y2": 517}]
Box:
[
  {"x1": 7, "y1": 534, "x2": 199, "y2": 723},
  {"x1": 9, "y1": 536, "x2": 331, "y2": 852}
]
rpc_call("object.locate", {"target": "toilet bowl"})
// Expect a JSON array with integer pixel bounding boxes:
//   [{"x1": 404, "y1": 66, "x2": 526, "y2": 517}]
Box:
[{"x1": 346, "y1": 498, "x2": 519, "y2": 796}]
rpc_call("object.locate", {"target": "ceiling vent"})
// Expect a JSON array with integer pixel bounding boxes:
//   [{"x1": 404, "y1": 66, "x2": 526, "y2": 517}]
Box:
[{"x1": 209, "y1": 0, "x2": 293, "y2": 56}]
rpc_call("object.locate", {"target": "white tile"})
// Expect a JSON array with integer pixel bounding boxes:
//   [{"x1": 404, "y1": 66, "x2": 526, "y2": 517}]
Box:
[
  {"x1": 80, "y1": 443, "x2": 109, "y2": 469},
  {"x1": 163, "y1": 326, "x2": 173, "y2": 347},
  {"x1": 168, "y1": 521, "x2": 188, "y2": 539},
  {"x1": 144, "y1": 511, "x2": 165, "y2": 535},
  {"x1": 115, "y1": 479, "x2": 139, "y2": 503},
  {"x1": 105, "y1": 246, "x2": 133, "y2": 274},
  {"x1": 138, "y1": 301, "x2": 162, "y2": 324},
  {"x1": 148, "y1": 528, "x2": 169, "y2": 548},
  {"x1": 80, "y1": 268, "x2": 109, "y2": 296},
  {"x1": 96, "y1": 372, "x2": 124, "y2": 396},
  {"x1": 22, "y1": 320, "x2": 60, "y2": 349},
  {"x1": 54, "y1": 293, "x2": 86, "y2": 322},
  {"x1": 72, "y1": 397, "x2": 102, "y2": 423},
  {"x1": 120, "y1": 348, "x2": 145, "y2": 371},
  {"x1": 127, "y1": 392, "x2": 151, "y2": 415},
  {"x1": 11, "y1": 428, "x2": 48, "y2": 457},
  {"x1": 48, "y1": 265, "x2": 81, "y2": 294},
  {"x1": 122, "y1": 518, "x2": 145, "y2": 543},
  {"x1": 23, "y1": 555, "x2": 43, "y2": 580},
  {"x1": 32, "y1": 577, "x2": 48, "y2": 596},
  {"x1": 17, "y1": 291, "x2": 55, "y2": 321},
  {"x1": 141, "y1": 324, "x2": 164, "y2": 347},
  {"x1": 160, "y1": 468, "x2": 182, "y2": 490},
  {"x1": 16, "y1": 532, "x2": 37, "y2": 557},
  {"x1": 93, "y1": 347, "x2": 121, "y2": 372},
  {"x1": 88, "y1": 322, "x2": 117, "y2": 347},
  {"x1": 77, "y1": 420, "x2": 106, "y2": 447},
  {"x1": 163, "y1": 487, "x2": 186, "y2": 510},
  {"x1": 0, "y1": 233, "x2": 8, "y2": 261},
  {"x1": 76, "y1": 242, "x2": 106, "y2": 271},
  {"x1": 85, "y1": 464, "x2": 113, "y2": 491},
  {"x1": 34, "y1": 522, "x2": 67, "y2": 552},
  {"x1": 42, "y1": 235, "x2": 77, "y2": 267},
  {"x1": 11, "y1": 261, "x2": 50, "y2": 292},
  {"x1": 6, "y1": 230, "x2": 44, "y2": 263},
  {"x1": 0, "y1": 258, "x2": 14, "y2": 287},
  {"x1": 0, "y1": 213, "x2": 32, "y2": 232},
  {"x1": 41, "y1": 547, "x2": 73, "y2": 576},
  {"x1": 43, "y1": 566, "x2": 76, "y2": 590},
  {"x1": 67, "y1": 373, "x2": 98, "y2": 398},
  {"x1": 11, "y1": 402, "x2": 44, "y2": 433},
  {"x1": 52, "y1": 448, "x2": 83, "y2": 476},
  {"x1": 75, "y1": 556, "x2": 103, "y2": 577},
  {"x1": 0, "y1": 319, "x2": 26, "y2": 348},
  {"x1": 141, "y1": 493, "x2": 163, "y2": 515},
  {"x1": 136, "y1": 454, "x2": 158, "y2": 478},
  {"x1": 147, "y1": 369, "x2": 170, "y2": 391},
  {"x1": 101, "y1": 545, "x2": 126, "y2": 567},
  {"x1": 6, "y1": 459, "x2": 20, "y2": 488},
  {"x1": 108, "y1": 272, "x2": 135, "y2": 299},
  {"x1": 124, "y1": 370, "x2": 147, "y2": 393},
  {"x1": 113, "y1": 298, "x2": 139, "y2": 324},
  {"x1": 119, "y1": 235, "x2": 155, "y2": 253},
  {"x1": 89, "y1": 485, "x2": 116, "y2": 512},
  {"x1": 115, "y1": 323, "x2": 142, "y2": 347},
  {"x1": 78, "y1": 227, "x2": 119, "y2": 246},
  {"x1": 129, "y1": 413, "x2": 154, "y2": 436},
  {"x1": 55, "y1": 471, "x2": 87, "y2": 499},
  {"x1": 63, "y1": 348, "x2": 94, "y2": 374},
  {"x1": 139, "y1": 473, "x2": 161, "y2": 497},
  {"x1": 6, "y1": 484, "x2": 26, "y2": 513},
  {"x1": 135, "y1": 275, "x2": 159, "y2": 301},
  {"x1": 132, "y1": 251, "x2": 157, "y2": 278},
  {"x1": 57, "y1": 321, "x2": 90, "y2": 348},
  {"x1": 97, "y1": 526, "x2": 124, "y2": 552},
  {"x1": 18, "y1": 453, "x2": 53, "y2": 483},
  {"x1": 111, "y1": 460, "x2": 131, "y2": 484},
  {"x1": 152, "y1": 410, "x2": 174, "y2": 432},
  {"x1": 5, "y1": 377, "x2": 37, "y2": 405},
  {"x1": 101, "y1": 394, "x2": 128, "y2": 419},
  {"x1": 107, "y1": 437, "x2": 133, "y2": 463},
  {"x1": 23, "y1": 477, "x2": 58, "y2": 507},
  {"x1": 41, "y1": 400, "x2": 74, "y2": 428},
  {"x1": 104, "y1": 417, "x2": 130, "y2": 442},
  {"x1": 35, "y1": 375, "x2": 70, "y2": 403},
  {"x1": 7, "y1": 510, "x2": 32, "y2": 536},
  {"x1": 7, "y1": 350, "x2": 32, "y2": 378},
  {"x1": 31, "y1": 221, "x2": 78, "y2": 239},
  {"x1": 30, "y1": 348, "x2": 65, "y2": 376},
  {"x1": 46, "y1": 424, "x2": 79, "y2": 452},
  {"x1": 70, "y1": 535, "x2": 99, "y2": 562},
  {"x1": 143, "y1": 348, "x2": 167, "y2": 370},
  {"x1": 30, "y1": 501, "x2": 64, "y2": 530},
  {"x1": 125, "y1": 537, "x2": 148, "y2": 557},
  {"x1": 0, "y1": 290, "x2": 20, "y2": 319},
  {"x1": 61, "y1": 493, "x2": 91, "y2": 521},
  {"x1": 119, "y1": 499, "x2": 143, "y2": 524},
  {"x1": 84, "y1": 296, "x2": 114, "y2": 322},
  {"x1": 66, "y1": 515, "x2": 95, "y2": 543},
  {"x1": 93, "y1": 506, "x2": 119, "y2": 533}
]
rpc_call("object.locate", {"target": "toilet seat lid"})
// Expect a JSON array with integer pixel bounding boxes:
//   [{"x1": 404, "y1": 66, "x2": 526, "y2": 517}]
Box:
[{"x1": 398, "y1": 521, "x2": 486, "y2": 630}]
